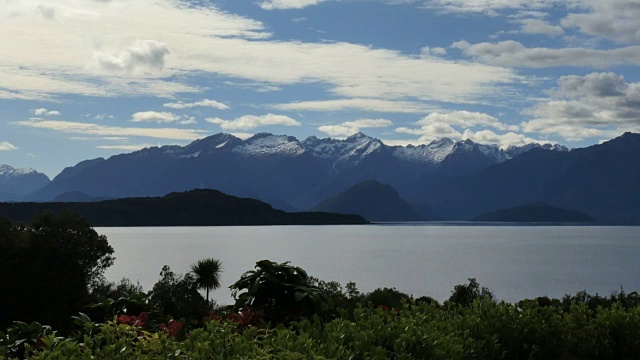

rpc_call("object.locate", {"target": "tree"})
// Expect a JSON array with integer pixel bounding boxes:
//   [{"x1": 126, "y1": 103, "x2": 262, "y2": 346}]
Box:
[
  {"x1": 190, "y1": 258, "x2": 223, "y2": 303},
  {"x1": 28, "y1": 211, "x2": 115, "y2": 287},
  {"x1": 0, "y1": 212, "x2": 115, "y2": 331},
  {"x1": 148, "y1": 266, "x2": 208, "y2": 321},
  {"x1": 447, "y1": 278, "x2": 494, "y2": 307}
]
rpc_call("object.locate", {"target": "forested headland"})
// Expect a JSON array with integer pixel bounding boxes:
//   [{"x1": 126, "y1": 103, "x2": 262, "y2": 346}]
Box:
[{"x1": 0, "y1": 189, "x2": 367, "y2": 226}]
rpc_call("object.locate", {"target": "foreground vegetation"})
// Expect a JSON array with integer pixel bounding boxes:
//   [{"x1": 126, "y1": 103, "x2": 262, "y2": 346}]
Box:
[
  {"x1": 3, "y1": 290, "x2": 640, "y2": 359},
  {"x1": 2, "y1": 213, "x2": 640, "y2": 359}
]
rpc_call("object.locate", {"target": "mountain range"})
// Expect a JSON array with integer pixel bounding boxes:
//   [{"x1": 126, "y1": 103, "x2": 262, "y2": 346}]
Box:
[
  {"x1": 7, "y1": 132, "x2": 566, "y2": 206},
  {"x1": 1, "y1": 131, "x2": 638, "y2": 223}
]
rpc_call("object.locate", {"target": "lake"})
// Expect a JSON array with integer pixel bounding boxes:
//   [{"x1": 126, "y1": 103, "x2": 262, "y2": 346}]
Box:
[{"x1": 100, "y1": 224, "x2": 640, "y2": 305}]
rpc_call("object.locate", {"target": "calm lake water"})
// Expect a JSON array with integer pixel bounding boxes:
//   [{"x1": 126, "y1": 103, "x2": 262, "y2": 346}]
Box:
[{"x1": 99, "y1": 224, "x2": 640, "y2": 305}]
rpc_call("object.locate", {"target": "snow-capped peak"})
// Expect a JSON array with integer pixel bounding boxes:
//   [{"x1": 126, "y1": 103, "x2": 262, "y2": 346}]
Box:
[
  {"x1": 301, "y1": 133, "x2": 384, "y2": 169},
  {"x1": 0, "y1": 164, "x2": 39, "y2": 177},
  {"x1": 124, "y1": 131, "x2": 567, "y2": 167},
  {"x1": 233, "y1": 133, "x2": 305, "y2": 156},
  {"x1": 392, "y1": 138, "x2": 456, "y2": 164}
]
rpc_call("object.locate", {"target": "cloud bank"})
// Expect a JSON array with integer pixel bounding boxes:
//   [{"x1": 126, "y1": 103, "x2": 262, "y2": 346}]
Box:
[
  {"x1": 164, "y1": 99, "x2": 229, "y2": 110},
  {"x1": 318, "y1": 119, "x2": 394, "y2": 136},
  {"x1": 523, "y1": 72, "x2": 640, "y2": 141},
  {"x1": 13, "y1": 119, "x2": 207, "y2": 140},
  {"x1": 206, "y1": 114, "x2": 301, "y2": 130},
  {"x1": 258, "y1": 0, "x2": 327, "y2": 10}
]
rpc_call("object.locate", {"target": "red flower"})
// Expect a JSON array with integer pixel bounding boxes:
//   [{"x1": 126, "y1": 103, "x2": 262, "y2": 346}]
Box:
[
  {"x1": 159, "y1": 320, "x2": 183, "y2": 337},
  {"x1": 117, "y1": 312, "x2": 148, "y2": 327},
  {"x1": 223, "y1": 307, "x2": 256, "y2": 327}
]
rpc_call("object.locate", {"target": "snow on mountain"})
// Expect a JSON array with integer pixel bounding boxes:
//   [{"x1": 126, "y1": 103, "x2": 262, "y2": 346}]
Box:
[
  {"x1": 391, "y1": 138, "x2": 455, "y2": 164},
  {"x1": 205, "y1": 131, "x2": 565, "y2": 166},
  {"x1": 0, "y1": 164, "x2": 40, "y2": 177},
  {"x1": 0, "y1": 164, "x2": 51, "y2": 200},
  {"x1": 182, "y1": 133, "x2": 242, "y2": 156},
  {"x1": 233, "y1": 133, "x2": 305, "y2": 156},
  {"x1": 302, "y1": 132, "x2": 385, "y2": 171},
  {"x1": 505, "y1": 143, "x2": 569, "y2": 158}
]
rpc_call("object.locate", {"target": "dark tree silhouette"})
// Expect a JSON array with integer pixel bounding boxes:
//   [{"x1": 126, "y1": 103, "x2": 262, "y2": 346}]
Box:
[
  {"x1": 190, "y1": 258, "x2": 223, "y2": 303},
  {"x1": 0, "y1": 212, "x2": 114, "y2": 331}
]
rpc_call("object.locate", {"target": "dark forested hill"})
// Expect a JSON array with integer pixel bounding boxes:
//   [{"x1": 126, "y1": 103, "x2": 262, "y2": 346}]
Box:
[
  {"x1": 0, "y1": 189, "x2": 367, "y2": 226},
  {"x1": 312, "y1": 180, "x2": 431, "y2": 221},
  {"x1": 471, "y1": 203, "x2": 596, "y2": 223}
]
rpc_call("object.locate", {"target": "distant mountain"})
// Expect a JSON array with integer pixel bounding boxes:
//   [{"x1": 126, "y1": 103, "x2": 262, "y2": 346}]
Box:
[
  {"x1": 0, "y1": 165, "x2": 50, "y2": 201},
  {"x1": 25, "y1": 132, "x2": 565, "y2": 211},
  {"x1": 471, "y1": 203, "x2": 595, "y2": 223},
  {"x1": 0, "y1": 189, "x2": 367, "y2": 226},
  {"x1": 312, "y1": 180, "x2": 430, "y2": 221},
  {"x1": 418, "y1": 132, "x2": 640, "y2": 224}
]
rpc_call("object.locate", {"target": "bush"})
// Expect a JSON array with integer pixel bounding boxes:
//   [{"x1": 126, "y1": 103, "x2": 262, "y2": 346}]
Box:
[{"x1": 230, "y1": 260, "x2": 332, "y2": 323}]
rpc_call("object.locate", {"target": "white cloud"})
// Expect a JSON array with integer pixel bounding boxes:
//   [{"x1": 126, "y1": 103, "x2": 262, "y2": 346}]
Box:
[
  {"x1": 223, "y1": 81, "x2": 281, "y2": 93},
  {"x1": 517, "y1": 18, "x2": 564, "y2": 36},
  {"x1": 0, "y1": 141, "x2": 17, "y2": 151},
  {"x1": 454, "y1": 40, "x2": 640, "y2": 68},
  {"x1": 180, "y1": 117, "x2": 197, "y2": 125},
  {"x1": 0, "y1": 0, "x2": 516, "y2": 104},
  {"x1": 258, "y1": 0, "x2": 327, "y2": 10},
  {"x1": 94, "y1": 114, "x2": 114, "y2": 120},
  {"x1": 420, "y1": 46, "x2": 448, "y2": 57},
  {"x1": 182, "y1": 38, "x2": 515, "y2": 105},
  {"x1": 562, "y1": 0, "x2": 640, "y2": 44},
  {"x1": 270, "y1": 98, "x2": 435, "y2": 113},
  {"x1": 396, "y1": 122, "x2": 462, "y2": 142},
  {"x1": 0, "y1": 65, "x2": 202, "y2": 101},
  {"x1": 12, "y1": 119, "x2": 208, "y2": 140},
  {"x1": 522, "y1": 72, "x2": 640, "y2": 141},
  {"x1": 230, "y1": 132, "x2": 254, "y2": 140},
  {"x1": 97, "y1": 144, "x2": 156, "y2": 151},
  {"x1": 317, "y1": 118, "x2": 394, "y2": 136},
  {"x1": 461, "y1": 129, "x2": 548, "y2": 148},
  {"x1": 0, "y1": 0, "x2": 266, "y2": 99},
  {"x1": 424, "y1": 0, "x2": 578, "y2": 16},
  {"x1": 394, "y1": 110, "x2": 518, "y2": 143},
  {"x1": 131, "y1": 111, "x2": 180, "y2": 123},
  {"x1": 164, "y1": 99, "x2": 229, "y2": 110},
  {"x1": 90, "y1": 40, "x2": 170, "y2": 75},
  {"x1": 206, "y1": 114, "x2": 301, "y2": 130},
  {"x1": 416, "y1": 111, "x2": 512, "y2": 130},
  {"x1": 32, "y1": 108, "x2": 61, "y2": 116}
]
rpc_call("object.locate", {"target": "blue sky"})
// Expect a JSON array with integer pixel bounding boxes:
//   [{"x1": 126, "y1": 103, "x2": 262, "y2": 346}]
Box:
[{"x1": 1, "y1": 0, "x2": 639, "y2": 177}]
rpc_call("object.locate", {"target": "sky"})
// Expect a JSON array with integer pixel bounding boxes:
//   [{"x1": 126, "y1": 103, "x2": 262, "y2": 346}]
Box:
[{"x1": 1, "y1": 0, "x2": 639, "y2": 178}]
